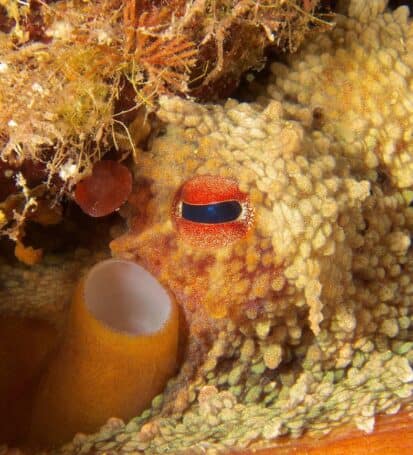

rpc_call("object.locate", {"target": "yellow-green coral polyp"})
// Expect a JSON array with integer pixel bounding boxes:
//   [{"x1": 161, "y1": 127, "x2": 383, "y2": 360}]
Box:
[{"x1": 28, "y1": 259, "x2": 180, "y2": 448}]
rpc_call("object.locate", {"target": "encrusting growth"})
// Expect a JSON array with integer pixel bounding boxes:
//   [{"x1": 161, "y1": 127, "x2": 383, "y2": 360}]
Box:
[
  {"x1": 0, "y1": 0, "x2": 327, "y2": 243},
  {"x1": 74, "y1": 161, "x2": 132, "y2": 217}
]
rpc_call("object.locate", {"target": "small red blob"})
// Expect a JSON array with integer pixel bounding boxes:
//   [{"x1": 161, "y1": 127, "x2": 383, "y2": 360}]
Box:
[{"x1": 74, "y1": 160, "x2": 132, "y2": 217}]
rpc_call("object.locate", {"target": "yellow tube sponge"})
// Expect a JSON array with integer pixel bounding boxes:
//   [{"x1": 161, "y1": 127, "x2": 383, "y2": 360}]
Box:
[{"x1": 28, "y1": 259, "x2": 179, "y2": 448}]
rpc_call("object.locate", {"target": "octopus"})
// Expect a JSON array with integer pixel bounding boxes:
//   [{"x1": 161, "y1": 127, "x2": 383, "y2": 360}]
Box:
[{"x1": 1, "y1": 0, "x2": 413, "y2": 453}]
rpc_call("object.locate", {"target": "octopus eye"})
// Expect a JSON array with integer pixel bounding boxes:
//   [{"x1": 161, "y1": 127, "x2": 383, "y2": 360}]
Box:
[
  {"x1": 173, "y1": 175, "x2": 254, "y2": 247},
  {"x1": 181, "y1": 200, "x2": 242, "y2": 223}
]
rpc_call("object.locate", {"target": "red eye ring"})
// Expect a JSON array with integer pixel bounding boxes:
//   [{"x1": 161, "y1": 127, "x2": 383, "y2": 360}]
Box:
[
  {"x1": 180, "y1": 175, "x2": 248, "y2": 205},
  {"x1": 173, "y1": 175, "x2": 254, "y2": 248}
]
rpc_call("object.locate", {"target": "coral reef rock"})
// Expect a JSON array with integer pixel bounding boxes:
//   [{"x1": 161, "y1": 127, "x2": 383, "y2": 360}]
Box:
[
  {"x1": 1, "y1": 0, "x2": 413, "y2": 454},
  {"x1": 0, "y1": 0, "x2": 325, "y2": 192}
]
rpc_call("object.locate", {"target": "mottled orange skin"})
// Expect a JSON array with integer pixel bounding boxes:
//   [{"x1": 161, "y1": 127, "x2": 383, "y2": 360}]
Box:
[
  {"x1": 112, "y1": 192, "x2": 285, "y2": 354},
  {"x1": 105, "y1": 90, "x2": 413, "y2": 453}
]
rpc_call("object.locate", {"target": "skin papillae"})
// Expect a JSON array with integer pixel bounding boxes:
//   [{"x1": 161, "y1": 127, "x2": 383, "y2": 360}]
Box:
[{"x1": 1, "y1": 0, "x2": 413, "y2": 453}]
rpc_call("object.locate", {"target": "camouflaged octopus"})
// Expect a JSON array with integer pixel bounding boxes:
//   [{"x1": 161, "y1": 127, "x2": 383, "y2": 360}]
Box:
[{"x1": 5, "y1": 0, "x2": 413, "y2": 453}]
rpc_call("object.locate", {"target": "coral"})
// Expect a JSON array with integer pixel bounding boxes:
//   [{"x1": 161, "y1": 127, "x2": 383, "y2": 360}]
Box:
[
  {"x1": 74, "y1": 160, "x2": 132, "y2": 217},
  {"x1": 1, "y1": 0, "x2": 412, "y2": 454},
  {"x1": 0, "y1": 0, "x2": 327, "y2": 176},
  {"x1": 123, "y1": 1, "x2": 197, "y2": 95},
  {"x1": 123, "y1": 0, "x2": 330, "y2": 99},
  {"x1": 0, "y1": 0, "x2": 124, "y2": 180},
  {"x1": 0, "y1": 246, "x2": 109, "y2": 322},
  {"x1": 29, "y1": 259, "x2": 179, "y2": 448},
  {"x1": 0, "y1": 0, "x2": 327, "y2": 243},
  {"x1": 0, "y1": 210, "x2": 6, "y2": 229},
  {"x1": 0, "y1": 160, "x2": 62, "y2": 244},
  {"x1": 56, "y1": 1, "x2": 412, "y2": 452},
  {"x1": 0, "y1": 0, "x2": 125, "y2": 244},
  {"x1": 14, "y1": 241, "x2": 43, "y2": 266}
]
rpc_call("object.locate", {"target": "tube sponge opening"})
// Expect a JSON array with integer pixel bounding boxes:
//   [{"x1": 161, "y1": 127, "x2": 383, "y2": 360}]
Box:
[
  {"x1": 28, "y1": 259, "x2": 180, "y2": 448},
  {"x1": 85, "y1": 259, "x2": 172, "y2": 335}
]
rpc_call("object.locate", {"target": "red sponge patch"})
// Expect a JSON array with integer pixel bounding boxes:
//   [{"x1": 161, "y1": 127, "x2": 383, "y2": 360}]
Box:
[{"x1": 74, "y1": 161, "x2": 132, "y2": 217}]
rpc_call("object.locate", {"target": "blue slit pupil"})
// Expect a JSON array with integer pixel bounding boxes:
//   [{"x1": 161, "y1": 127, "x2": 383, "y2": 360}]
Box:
[{"x1": 182, "y1": 201, "x2": 242, "y2": 224}]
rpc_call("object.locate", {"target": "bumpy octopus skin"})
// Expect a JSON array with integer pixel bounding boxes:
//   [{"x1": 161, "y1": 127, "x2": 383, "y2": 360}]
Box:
[{"x1": 2, "y1": 1, "x2": 413, "y2": 453}]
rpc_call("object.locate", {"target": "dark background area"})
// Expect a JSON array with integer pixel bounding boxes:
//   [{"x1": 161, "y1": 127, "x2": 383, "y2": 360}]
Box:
[{"x1": 388, "y1": 0, "x2": 413, "y2": 14}]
